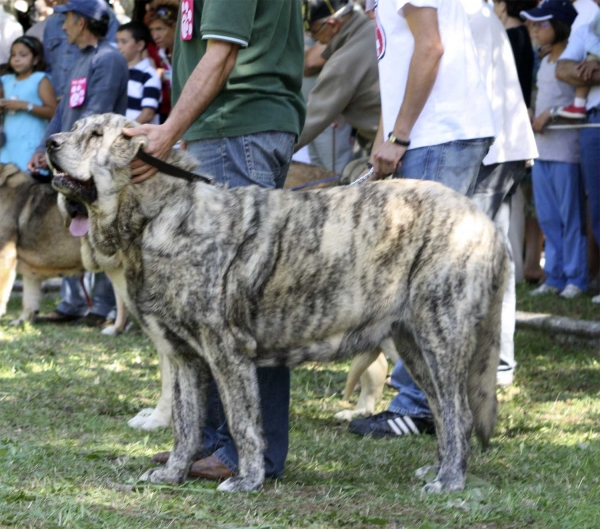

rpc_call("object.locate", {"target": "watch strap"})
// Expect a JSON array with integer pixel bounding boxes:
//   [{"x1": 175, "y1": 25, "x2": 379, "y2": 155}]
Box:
[{"x1": 388, "y1": 133, "x2": 410, "y2": 147}]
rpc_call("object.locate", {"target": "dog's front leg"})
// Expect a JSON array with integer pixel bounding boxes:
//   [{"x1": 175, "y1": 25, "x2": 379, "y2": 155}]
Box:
[
  {"x1": 207, "y1": 334, "x2": 265, "y2": 493},
  {"x1": 140, "y1": 354, "x2": 210, "y2": 484},
  {"x1": 11, "y1": 275, "x2": 42, "y2": 325},
  {"x1": 0, "y1": 240, "x2": 17, "y2": 317}
]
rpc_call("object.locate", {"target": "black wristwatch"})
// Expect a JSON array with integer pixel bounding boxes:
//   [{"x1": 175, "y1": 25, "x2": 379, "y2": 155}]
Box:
[{"x1": 387, "y1": 133, "x2": 411, "y2": 147}]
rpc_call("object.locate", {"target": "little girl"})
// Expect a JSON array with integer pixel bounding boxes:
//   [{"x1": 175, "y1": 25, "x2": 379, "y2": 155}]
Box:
[
  {"x1": 522, "y1": 1, "x2": 588, "y2": 299},
  {"x1": 0, "y1": 36, "x2": 57, "y2": 172}
]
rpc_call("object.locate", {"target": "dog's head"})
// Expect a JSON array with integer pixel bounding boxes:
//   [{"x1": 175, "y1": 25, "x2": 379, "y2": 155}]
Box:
[{"x1": 49, "y1": 113, "x2": 148, "y2": 237}]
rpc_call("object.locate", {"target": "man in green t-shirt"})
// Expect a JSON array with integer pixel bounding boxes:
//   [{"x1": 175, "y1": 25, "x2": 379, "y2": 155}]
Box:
[{"x1": 124, "y1": 0, "x2": 306, "y2": 481}]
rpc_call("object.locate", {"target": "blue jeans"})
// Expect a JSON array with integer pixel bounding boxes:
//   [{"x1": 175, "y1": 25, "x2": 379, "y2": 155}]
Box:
[
  {"x1": 57, "y1": 272, "x2": 116, "y2": 318},
  {"x1": 532, "y1": 160, "x2": 587, "y2": 291},
  {"x1": 388, "y1": 138, "x2": 493, "y2": 418},
  {"x1": 580, "y1": 110, "x2": 600, "y2": 247},
  {"x1": 186, "y1": 131, "x2": 295, "y2": 477}
]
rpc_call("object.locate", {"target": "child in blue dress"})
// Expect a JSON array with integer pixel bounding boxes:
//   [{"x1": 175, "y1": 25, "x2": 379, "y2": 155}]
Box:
[{"x1": 0, "y1": 36, "x2": 57, "y2": 171}]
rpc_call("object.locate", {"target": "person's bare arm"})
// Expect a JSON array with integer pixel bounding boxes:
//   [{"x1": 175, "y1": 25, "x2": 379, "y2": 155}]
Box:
[
  {"x1": 304, "y1": 43, "x2": 327, "y2": 76},
  {"x1": 123, "y1": 39, "x2": 239, "y2": 181},
  {"x1": 34, "y1": 76, "x2": 57, "y2": 120},
  {"x1": 556, "y1": 59, "x2": 600, "y2": 86},
  {"x1": 135, "y1": 107, "x2": 157, "y2": 125},
  {"x1": 372, "y1": 4, "x2": 443, "y2": 176}
]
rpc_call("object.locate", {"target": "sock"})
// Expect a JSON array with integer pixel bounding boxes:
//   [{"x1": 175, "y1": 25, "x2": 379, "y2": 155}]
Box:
[{"x1": 574, "y1": 97, "x2": 587, "y2": 108}]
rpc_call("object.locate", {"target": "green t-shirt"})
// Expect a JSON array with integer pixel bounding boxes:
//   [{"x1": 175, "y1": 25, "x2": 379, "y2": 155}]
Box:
[{"x1": 172, "y1": 0, "x2": 306, "y2": 141}]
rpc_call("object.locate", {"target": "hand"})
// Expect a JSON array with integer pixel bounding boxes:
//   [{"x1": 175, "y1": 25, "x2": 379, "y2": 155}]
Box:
[
  {"x1": 28, "y1": 152, "x2": 47, "y2": 172},
  {"x1": 122, "y1": 123, "x2": 178, "y2": 183},
  {"x1": 372, "y1": 141, "x2": 406, "y2": 178},
  {"x1": 532, "y1": 109, "x2": 551, "y2": 134},
  {"x1": 0, "y1": 98, "x2": 27, "y2": 112},
  {"x1": 575, "y1": 60, "x2": 600, "y2": 81},
  {"x1": 536, "y1": 44, "x2": 552, "y2": 59}
]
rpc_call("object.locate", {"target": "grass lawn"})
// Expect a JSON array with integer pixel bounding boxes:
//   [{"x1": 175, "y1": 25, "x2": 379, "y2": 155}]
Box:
[{"x1": 1, "y1": 293, "x2": 599, "y2": 528}]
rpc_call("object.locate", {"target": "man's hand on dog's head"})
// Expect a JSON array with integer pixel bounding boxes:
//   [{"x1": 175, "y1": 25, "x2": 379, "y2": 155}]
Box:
[{"x1": 122, "y1": 123, "x2": 178, "y2": 184}]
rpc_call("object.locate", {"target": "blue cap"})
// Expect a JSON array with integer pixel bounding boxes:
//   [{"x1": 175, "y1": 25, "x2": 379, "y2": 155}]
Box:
[
  {"x1": 520, "y1": 0, "x2": 578, "y2": 26},
  {"x1": 54, "y1": 0, "x2": 110, "y2": 21}
]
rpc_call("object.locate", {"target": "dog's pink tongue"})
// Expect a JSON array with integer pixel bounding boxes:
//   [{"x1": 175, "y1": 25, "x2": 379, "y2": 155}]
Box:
[{"x1": 69, "y1": 214, "x2": 89, "y2": 237}]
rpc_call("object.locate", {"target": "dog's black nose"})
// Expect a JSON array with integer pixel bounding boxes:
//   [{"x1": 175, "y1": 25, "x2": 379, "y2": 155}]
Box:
[{"x1": 46, "y1": 136, "x2": 61, "y2": 152}]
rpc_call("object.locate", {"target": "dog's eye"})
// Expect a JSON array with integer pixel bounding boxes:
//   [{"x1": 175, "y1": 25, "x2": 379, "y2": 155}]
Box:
[{"x1": 91, "y1": 129, "x2": 103, "y2": 138}]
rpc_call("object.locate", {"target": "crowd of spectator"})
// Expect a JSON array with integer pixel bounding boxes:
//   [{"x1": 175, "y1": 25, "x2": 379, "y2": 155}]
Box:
[{"x1": 0, "y1": 0, "x2": 599, "y2": 479}]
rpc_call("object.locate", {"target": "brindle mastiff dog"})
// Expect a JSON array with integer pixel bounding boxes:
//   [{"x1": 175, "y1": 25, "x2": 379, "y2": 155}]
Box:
[{"x1": 48, "y1": 113, "x2": 508, "y2": 494}]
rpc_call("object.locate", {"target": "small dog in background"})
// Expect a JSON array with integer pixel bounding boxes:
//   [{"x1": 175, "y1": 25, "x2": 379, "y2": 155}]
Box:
[{"x1": 0, "y1": 163, "x2": 128, "y2": 337}]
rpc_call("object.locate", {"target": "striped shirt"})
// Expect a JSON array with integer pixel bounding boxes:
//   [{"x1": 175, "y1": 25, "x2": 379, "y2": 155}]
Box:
[{"x1": 126, "y1": 58, "x2": 161, "y2": 124}]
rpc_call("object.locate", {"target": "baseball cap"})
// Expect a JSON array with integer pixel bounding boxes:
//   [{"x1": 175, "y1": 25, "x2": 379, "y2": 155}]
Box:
[
  {"x1": 54, "y1": 0, "x2": 110, "y2": 21},
  {"x1": 520, "y1": 0, "x2": 578, "y2": 26}
]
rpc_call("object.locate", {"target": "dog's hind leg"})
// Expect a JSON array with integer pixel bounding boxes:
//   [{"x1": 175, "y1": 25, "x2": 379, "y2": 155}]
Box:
[
  {"x1": 390, "y1": 325, "x2": 444, "y2": 477},
  {"x1": 334, "y1": 350, "x2": 387, "y2": 422},
  {"x1": 410, "y1": 315, "x2": 477, "y2": 494},
  {"x1": 205, "y1": 334, "x2": 265, "y2": 493},
  {"x1": 469, "y1": 250, "x2": 507, "y2": 450}
]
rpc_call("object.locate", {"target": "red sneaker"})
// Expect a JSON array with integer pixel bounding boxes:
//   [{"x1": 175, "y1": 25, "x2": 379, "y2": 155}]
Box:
[{"x1": 557, "y1": 104, "x2": 587, "y2": 119}]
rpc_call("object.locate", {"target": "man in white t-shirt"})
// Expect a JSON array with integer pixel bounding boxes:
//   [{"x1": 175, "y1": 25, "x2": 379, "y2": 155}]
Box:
[
  {"x1": 572, "y1": 0, "x2": 599, "y2": 32},
  {"x1": 350, "y1": 0, "x2": 495, "y2": 440},
  {"x1": 557, "y1": 20, "x2": 600, "y2": 303}
]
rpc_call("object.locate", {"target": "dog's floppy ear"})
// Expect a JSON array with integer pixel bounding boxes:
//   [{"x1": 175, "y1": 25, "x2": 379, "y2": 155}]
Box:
[
  {"x1": 109, "y1": 132, "x2": 149, "y2": 169},
  {"x1": 0, "y1": 163, "x2": 27, "y2": 187}
]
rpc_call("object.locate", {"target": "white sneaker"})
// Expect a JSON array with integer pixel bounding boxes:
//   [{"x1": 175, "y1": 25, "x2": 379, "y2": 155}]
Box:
[
  {"x1": 530, "y1": 283, "x2": 559, "y2": 296},
  {"x1": 497, "y1": 360, "x2": 514, "y2": 387},
  {"x1": 559, "y1": 284, "x2": 584, "y2": 299},
  {"x1": 592, "y1": 294, "x2": 600, "y2": 304}
]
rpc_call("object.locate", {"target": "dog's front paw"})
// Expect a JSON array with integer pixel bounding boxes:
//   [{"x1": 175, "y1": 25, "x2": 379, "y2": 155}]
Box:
[
  {"x1": 217, "y1": 476, "x2": 263, "y2": 493},
  {"x1": 9, "y1": 317, "x2": 25, "y2": 326},
  {"x1": 334, "y1": 408, "x2": 372, "y2": 422},
  {"x1": 101, "y1": 324, "x2": 121, "y2": 337},
  {"x1": 421, "y1": 479, "x2": 445, "y2": 494},
  {"x1": 128, "y1": 408, "x2": 154, "y2": 428},
  {"x1": 139, "y1": 466, "x2": 185, "y2": 484},
  {"x1": 415, "y1": 464, "x2": 439, "y2": 479},
  {"x1": 128, "y1": 408, "x2": 170, "y2": 430},
  {"x1": 420, "y1": 472, "x2": 465, "y2": 494}
]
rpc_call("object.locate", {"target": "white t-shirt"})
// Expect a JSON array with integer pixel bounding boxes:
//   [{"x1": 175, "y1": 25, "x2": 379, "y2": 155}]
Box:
[
  {"x1": 573, "y1": 0, "x2": 599, "y2": 33},
  {"x1": 375, "y1": 0, "x2": 494, "y2": 150},
  {"x1": 560, "y1": 24, "x2": 600, "y2": 110},
  {"x1": 462, "y1": 0, "x2": 537, "y2": 165}
]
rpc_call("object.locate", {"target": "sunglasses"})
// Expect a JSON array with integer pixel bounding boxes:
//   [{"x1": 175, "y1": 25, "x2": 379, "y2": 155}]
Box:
[
  {"x1": 309, "y1": 19, "x2": 331, "y2": 37},
  {"x1": 531, "y1": 21, "x2": 552, "y2": 29}
]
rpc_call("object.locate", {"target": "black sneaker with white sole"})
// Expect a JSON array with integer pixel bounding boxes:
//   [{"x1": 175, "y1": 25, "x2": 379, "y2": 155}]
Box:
[{"x1": 349, "y1": 411, "x2": 435, "y2": 438}]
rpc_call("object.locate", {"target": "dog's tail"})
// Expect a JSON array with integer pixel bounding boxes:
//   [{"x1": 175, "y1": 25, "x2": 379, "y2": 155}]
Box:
[{"x1": 468, "y1": 233, "x2": 509, "y2": 450}]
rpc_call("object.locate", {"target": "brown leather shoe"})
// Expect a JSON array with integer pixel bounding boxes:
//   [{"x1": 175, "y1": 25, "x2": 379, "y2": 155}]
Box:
[
  {"x1": 189, "y1": 455, "x2": 234, "y2": 480},
  {"x1": 152, "y1": 451, "x2": 171, "y2": 465},
  {"x1": 33, "y1": 310, "x2": 81, "y2": 324}
]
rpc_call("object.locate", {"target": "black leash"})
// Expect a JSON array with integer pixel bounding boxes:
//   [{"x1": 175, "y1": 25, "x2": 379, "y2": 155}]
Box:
[
  {"x1": 289, "y1": 175, "x2": 341, "y2": 191},
  {"x1": 136, "y1": 150, "x2": 214, "y2": 184}
]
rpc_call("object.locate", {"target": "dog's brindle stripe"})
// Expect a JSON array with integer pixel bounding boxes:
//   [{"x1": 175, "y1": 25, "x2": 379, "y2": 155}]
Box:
[{"x1": 50, "y1": 114, "x2": 508, "y2": 494}]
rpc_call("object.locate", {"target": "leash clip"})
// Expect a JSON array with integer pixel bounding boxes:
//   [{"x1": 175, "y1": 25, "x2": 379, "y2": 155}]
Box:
[{"x1": 350, "y1": 166, "x2": 375, "y2": 186}]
